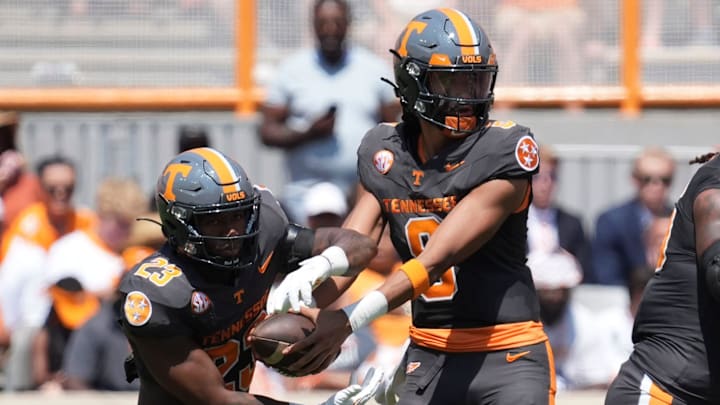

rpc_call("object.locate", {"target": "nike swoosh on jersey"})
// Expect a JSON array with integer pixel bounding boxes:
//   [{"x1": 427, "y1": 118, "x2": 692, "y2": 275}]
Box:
[
  {"x1": 258, "y1": 251, "x2": 274, "y2": 274},
  {"x1": 444, "y1": 160, "x2": 465, "y2": 172},
  {"x1": 505, "y1": 350, "x2": 531, "y2": 363}
]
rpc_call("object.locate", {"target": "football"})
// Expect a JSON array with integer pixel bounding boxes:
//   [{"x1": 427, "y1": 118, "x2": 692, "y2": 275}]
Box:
[{"x1": 249, "y1": 312, "x2": 315, "y2": 375}]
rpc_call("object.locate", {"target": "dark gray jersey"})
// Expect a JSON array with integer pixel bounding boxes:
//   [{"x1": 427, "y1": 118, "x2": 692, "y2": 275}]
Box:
[
  {"x1": 357, "y1": 120, "x2": 541, "y2": 330},
  {"x1": 118, "y1": 189, "x2": 309, "y2": 392},
  {"x1": 632, "y1": 156, "x2": 720, "y2": 402}
]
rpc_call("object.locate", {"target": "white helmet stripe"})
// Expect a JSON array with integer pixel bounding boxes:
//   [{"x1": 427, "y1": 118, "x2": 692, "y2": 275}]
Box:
[
  {"x1": 192, "y1": 147, "x2": 241, "y2": 193},
  {"x1": 441, "y1": 8, "x2": 480, "y2": 55}
]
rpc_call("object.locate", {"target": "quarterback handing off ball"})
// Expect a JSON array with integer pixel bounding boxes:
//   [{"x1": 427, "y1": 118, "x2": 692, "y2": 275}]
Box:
[{"x1": 249, "y1": 313, "x2": 316, "y2": 376}]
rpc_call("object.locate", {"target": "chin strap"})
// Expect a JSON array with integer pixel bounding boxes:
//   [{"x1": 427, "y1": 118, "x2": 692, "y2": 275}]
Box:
[{"x1": 444, "y1": 116, "x2": 477, "y2": 132}]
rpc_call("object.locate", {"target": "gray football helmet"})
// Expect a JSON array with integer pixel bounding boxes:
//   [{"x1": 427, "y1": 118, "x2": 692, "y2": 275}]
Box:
[
  {"x1": 156, "y1": 147, "x2": 260, "y2": 270},
  {"x1": 391, "y1": 8, "x2": 498, "y2": 137}
]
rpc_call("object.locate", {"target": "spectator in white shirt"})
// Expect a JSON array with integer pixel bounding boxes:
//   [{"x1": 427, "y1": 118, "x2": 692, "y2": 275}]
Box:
[{"x1": 529, "y1": 248, "x2": 618, "y2": 390}]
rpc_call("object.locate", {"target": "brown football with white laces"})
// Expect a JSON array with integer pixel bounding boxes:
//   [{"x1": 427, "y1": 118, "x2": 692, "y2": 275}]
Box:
[{"x1": 249, "y1": 313, "x2": 315, "y2": 375}]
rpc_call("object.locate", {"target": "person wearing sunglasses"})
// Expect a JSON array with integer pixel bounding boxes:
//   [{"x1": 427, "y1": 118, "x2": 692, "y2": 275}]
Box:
[
  {"x1": 605, "y1": 151, "x2": 720, "y2": 404},
  {"x1": 0, "y1": 155, "x2": 97, "y2": 390},
  {"x1": 592, "y1": 146, "x2": 676, "y2": 288}
]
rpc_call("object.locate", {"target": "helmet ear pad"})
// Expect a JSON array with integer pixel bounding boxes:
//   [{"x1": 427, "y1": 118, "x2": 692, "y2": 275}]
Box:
[
  {"x1": 394, "y1": 58, "x2": 422, "y2": 115},
  {"x1": 156, "y1": 193, "x2": 195, "y2": 254},
  {"x1": 156, "y1": 194, "x2": 180, "y2": 244}
]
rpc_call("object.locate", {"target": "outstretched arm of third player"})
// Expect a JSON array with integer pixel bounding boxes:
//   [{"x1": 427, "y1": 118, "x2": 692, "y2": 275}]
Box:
[{"x1": 694, "y1": 188, "x2": 720, "y2": 301}]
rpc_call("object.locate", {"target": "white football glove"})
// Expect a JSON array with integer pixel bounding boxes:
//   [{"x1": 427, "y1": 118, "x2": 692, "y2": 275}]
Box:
[
  {"x1": 375, "y1": 340, "x2": 410, "y2": 405},
  {"x1": 267, "y1": 246, "x2": 349, "y2": 314},
  {"x1": 319, "y1": 367, "x2": 385, "y2": 405}
]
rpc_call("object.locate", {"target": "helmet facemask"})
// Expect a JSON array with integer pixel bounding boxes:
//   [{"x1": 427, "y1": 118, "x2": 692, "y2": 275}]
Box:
[
  {"x1": 400, "y1": 58, "x2": 497, "y2": 138},
  {"x1": 389, "y1": 8, "x2": 499, "y2": 139},
  {"x1": 157, "y1": 189, "x2": 261, "y2": 272},
  {"x1": 156, "y1": 147, "x2": 265, "y2": 278}
]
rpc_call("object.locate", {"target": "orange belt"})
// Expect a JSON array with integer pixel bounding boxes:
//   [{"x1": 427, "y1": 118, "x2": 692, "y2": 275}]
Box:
[{"x1": 410, "y1": 320, "x2": 548, "y2": 353}]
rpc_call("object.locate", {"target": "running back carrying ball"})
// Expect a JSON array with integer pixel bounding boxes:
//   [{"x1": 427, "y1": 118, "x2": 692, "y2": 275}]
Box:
[{"x1": 249, "y1": 313, "x2": 315, "y2": 375}]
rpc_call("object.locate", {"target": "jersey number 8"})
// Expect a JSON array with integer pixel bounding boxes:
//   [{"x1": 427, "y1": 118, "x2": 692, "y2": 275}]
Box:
[{"x1": 405, "y1": 217, "x2": 458, "y2": 302}]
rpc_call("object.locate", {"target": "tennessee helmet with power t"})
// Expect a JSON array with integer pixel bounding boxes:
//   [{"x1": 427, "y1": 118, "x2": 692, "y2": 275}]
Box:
[
  {"x1": 390, "y1": 8, "x2": 498, "y2": 137},
  {"x1": 156, "y1": 147, "x2": 260, "y2": 271}
]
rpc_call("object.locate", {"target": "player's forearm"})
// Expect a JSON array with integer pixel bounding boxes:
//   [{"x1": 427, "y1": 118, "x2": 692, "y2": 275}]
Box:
[
  {"x1": 341, "y1": 264, "x2": 415, "y2": 333},
  {"x1": 378, "y1": 270, "x2": 416, "y2": 310},
  {"x1": 315, "y1": 228, "x2": 378, "y2": 276},
  {"x1": 694, "y1": 188, "x2": 720, "y2": 254},
  {"x1": 404, "y1": 180, "x2": 522, "y2": 277},
  {"x1": 312, "y1": 275, "x2": 356, "y2": 309}
]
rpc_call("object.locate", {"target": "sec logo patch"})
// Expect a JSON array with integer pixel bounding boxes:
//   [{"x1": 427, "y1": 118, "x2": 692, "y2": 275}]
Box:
[
  {"x1": 124, "y1": 291, "x2": 152, "y2": 327},
  {"x1": 515, "y1": 135, "x2": 539, "y2": 171},
  {"x1": 373, "y1": 149, "x2": 394, "y2": 174},
  {"x1": 191, "y1": 291, "x2": 212, "y2": 314}
]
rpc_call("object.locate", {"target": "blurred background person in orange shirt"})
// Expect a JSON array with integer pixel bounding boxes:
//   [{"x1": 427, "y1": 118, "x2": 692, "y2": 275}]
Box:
[{"x1": 0, "y1": 155, "x2": 96, "y2": 391}]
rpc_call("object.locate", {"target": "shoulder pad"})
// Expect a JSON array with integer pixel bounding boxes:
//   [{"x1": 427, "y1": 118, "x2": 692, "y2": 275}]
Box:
[
  {"x1": 687, "y1": 157, "x2": 720, "y2": 202},
  {"x1": 256, "y1": 188, "x2": 290, "y2": 258},
  {"x1": 358, "y1": 123, "x2": 399, "y2": 159},
  {"x1": 357, "y1": 123, "x2": 402, "y2": 185},
  {"x1": 118, "y1": 255, "x2": 193, "y2": 310},
  {"x1": 702, "y1": 240, "x2": 720, "y2": 302},
  {"x1": 436, "y1": 123, "x2": 537, "y2": 191},
  {"x1": 257, "y1": 187, "x2": 288, "y2": 222},
  {"x1": 469, "y1": 123, "x2": 538, "y2": 179}
]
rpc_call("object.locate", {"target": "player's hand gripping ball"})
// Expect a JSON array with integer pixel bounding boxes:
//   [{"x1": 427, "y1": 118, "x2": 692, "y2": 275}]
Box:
[{"x1": 249, "y1": 313, "x2": 316, "y2": 376}]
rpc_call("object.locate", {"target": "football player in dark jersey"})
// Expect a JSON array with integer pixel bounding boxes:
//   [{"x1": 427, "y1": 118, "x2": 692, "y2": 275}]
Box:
[
  {"x1": 605, "y1": 151, "x2": 720, "y2": 405},
  {"x1": 267, "y1": 8, "x2": 556, "y2": 405},
  {"x1": 117, "y1": 147, "x2": 383, "y2": 405}
]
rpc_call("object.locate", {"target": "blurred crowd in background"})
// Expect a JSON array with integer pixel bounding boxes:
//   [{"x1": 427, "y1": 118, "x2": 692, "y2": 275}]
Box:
[
  {"x1": 0, "y1": 109, "x2": 692, "y2": 394},
  {"x1": 1, "y1": 0, "x2": 718, "y2": 88},
  {"x1": 0, "y1": 0, "x2": 718, "y2": 398}
]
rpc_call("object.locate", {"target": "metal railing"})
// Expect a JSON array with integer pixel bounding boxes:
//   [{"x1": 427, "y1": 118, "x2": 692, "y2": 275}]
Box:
[{"x1": 0, "y1": 0, "x2": 717, "y2": 114}]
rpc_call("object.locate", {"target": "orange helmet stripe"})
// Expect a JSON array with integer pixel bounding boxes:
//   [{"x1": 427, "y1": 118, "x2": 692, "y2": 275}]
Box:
[
  {"x1": 189, "y1": 147, "x2": 241, "y2": 194},
  {"x1": 438, "y1": 8, "x2": 479, "y2": 56}
]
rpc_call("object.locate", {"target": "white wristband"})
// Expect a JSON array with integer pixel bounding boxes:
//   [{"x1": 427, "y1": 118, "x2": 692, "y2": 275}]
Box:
[
  {"x1": 322, "y1": 245, "x2": 350, "y2": 277},
  {"x1": 341, "y1": 290, "x2": 388, "y2": 332}
]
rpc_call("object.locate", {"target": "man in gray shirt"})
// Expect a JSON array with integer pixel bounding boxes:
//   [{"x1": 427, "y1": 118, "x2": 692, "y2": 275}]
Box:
[{"x1": 258, "y1": 0, "x2": 400, "y2": 224}]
